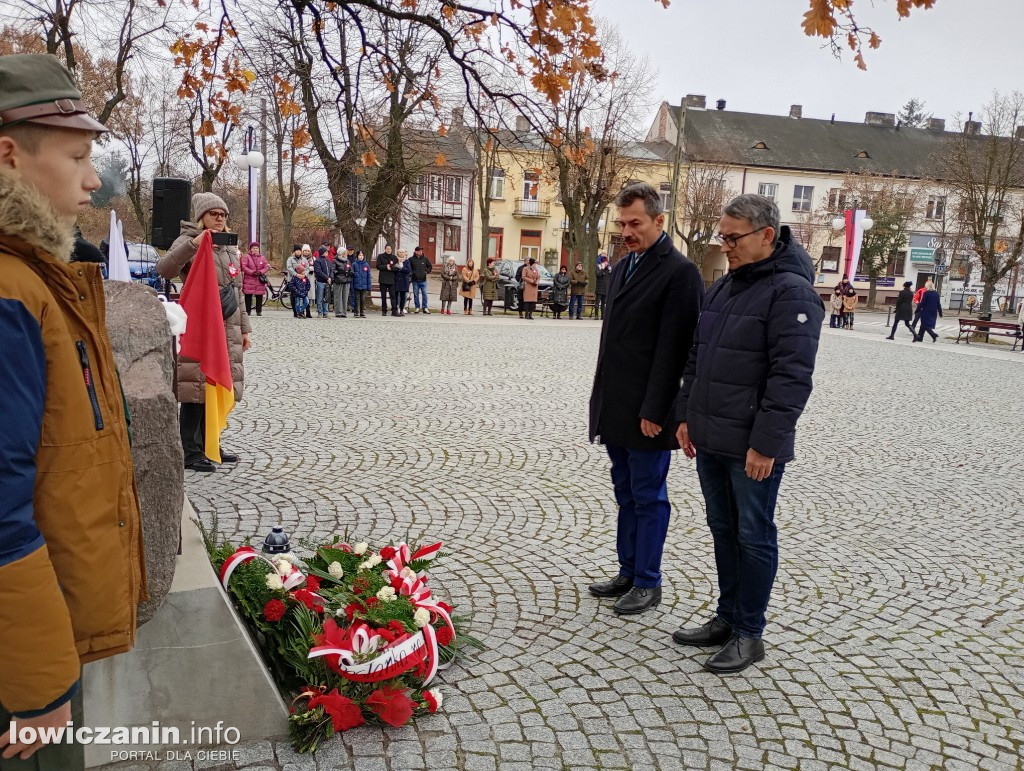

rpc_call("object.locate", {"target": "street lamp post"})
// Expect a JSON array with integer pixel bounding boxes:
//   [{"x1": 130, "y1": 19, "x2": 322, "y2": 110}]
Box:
[{"x1": 233, "y1": 126, "x2": 265, "y2": 247}]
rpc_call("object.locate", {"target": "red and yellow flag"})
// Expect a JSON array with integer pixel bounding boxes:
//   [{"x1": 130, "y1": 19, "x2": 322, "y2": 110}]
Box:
[{"x1": 178, "y1": 231, "x2": 234, "y2": 463}]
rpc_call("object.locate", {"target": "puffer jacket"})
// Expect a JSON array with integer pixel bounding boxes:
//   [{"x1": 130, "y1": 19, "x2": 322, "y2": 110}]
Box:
[
  {"x1": 352, "y1": 259, "x2": 373, "y2": 290},
  {"x1": 552, "y1": 272, "x2": 570, "y2": 305},
  {"x1": 675, "y1": 228, "x2": 824, "y2": 463},
  {"x1": 157, "y1": 222, "x2": 250, "y2": 403},
  {"x1": 595, "y1": 264, "x2": 611, "y2": 295},
  {"x1": 480, "y1": 265, "x2": 499, "y2": 300},
  {"x1": 332, "y1": 256, "x2": 354, "y2": 284},
  {"x1": 0, "y1": 172, "x2": 146, "y2": 716}
]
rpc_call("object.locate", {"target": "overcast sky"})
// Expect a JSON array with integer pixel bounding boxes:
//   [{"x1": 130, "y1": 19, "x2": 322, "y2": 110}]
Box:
[{"x1": 593, "y1": 0, "x2": 1023, "y2": 128}]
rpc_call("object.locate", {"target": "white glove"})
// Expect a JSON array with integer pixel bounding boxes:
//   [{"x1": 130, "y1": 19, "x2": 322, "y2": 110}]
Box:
[{"x1": 159, "y1": 296, "x2": 188, "y2": 352}]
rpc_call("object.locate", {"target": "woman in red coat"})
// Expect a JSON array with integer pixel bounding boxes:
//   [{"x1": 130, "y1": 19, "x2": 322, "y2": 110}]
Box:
[{"x1": 242, "y1": 241, "x2": 270, "y2": 316}]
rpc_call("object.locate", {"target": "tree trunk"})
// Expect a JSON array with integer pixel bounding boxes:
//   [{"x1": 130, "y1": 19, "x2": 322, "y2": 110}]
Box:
[
  {"x1": 200, "y1": 167, "x2": 216, "y2": 193},
  {"x1": 981, "y1": 283, "x2": 996, "y2": 314},
  {"x1": 867, "y1": 276, "x2": 878, "y2": 309},
  {"x1": 478, "y1": 209, "x2": 490, "y2": 265},
  {"x1": 281, "y1": 209, "x2": 294, "y2": 271}
]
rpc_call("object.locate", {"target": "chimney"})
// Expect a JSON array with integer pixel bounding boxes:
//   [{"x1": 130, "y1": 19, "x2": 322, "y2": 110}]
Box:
[
  {"x1": 927, "y1": 117, "x2": 946, "y2": 131},
  {"x1": 716, "y1": 99, "x2": 726, "y2": 111},
  {"x1": 451, "y1": 107, "x2": 464, "y2": 128},
  {"x1": 789, "y1": 104, "x2": 802, "y2": 119},
  {"x1": 514, "y1": 115, "x2": 530, "y2": 133},
  {"x1": 865, "y1": 111, "x2": 896, "y2": 127},
  {"x1": 684, "y1": 94, "x2": 706, "y2": 109},
  {"x1": 964, "y1": 120, "x2": 982, "y2": 135}
]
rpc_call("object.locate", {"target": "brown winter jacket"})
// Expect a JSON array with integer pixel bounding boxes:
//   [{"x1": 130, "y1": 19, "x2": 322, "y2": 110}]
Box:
[
  {"x1": 157, "y1": 222, "x2": 250, "y2": 403},
  {"x1": 0, "y1": 172, "x2": 146, "y2": 716},
  {"x1": 569, "y1": 268, "x2": 588, "y2": 296}
]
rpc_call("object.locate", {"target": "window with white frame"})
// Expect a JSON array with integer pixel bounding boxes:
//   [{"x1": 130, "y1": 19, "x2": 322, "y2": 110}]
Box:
[
  {"x1": 792, "y1": 185, "x2": 814, "y2": 213},
  {"x1": 659, "y1": 182, "x2": 672, "y2": 212},
  {"x1": 409, "y1": 176, "x2": 426, "y2": 201},
  {"x1": 429, "y1": 175, "x2": 443, "y2": 201},
  {"x1": 757, "y1": 182, "x2": 778, "y2": 201},
  {"x1": 489, "y1": 168, "x2": 505, "y2": 199},
  {"x1": 926, "y1": 195, "x2": 946, "y2": 220},
  {"x1": 444, "y1": 175, "x2": 462, "y2": 203}
]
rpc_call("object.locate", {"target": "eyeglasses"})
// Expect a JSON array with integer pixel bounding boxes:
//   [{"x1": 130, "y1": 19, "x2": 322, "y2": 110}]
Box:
[
  {"x1": 206, "y1": 210, "x2": 227, "y2": 220},
  {"x1": 714, "y1": 226, "x2": 766, "y2": 248}
]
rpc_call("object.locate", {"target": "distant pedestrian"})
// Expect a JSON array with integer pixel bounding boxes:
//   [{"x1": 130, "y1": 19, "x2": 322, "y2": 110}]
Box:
[
  {"x1": 551, "y1": 265, "x2": 570, "y2": 318},
  {"x1": 285, "y1": 244, "x2": 303, "y2": 278},
  {"x1": 461, "y1": 258, "x2": 480, "y2": 315},
  {"x1": 439, "y1": 257, "x2": 460, "y2": 315},
  {"x1": 351, "y1": 250, "x2": 372, "y2": 317},
  {"x1": 289, "y1": 264, "x2": 311, "y2": 318},
  {"x1": 331, "y1": 247, "x2": 354, "y2": 318},
  {"x1": 836, "y1": 274, "x2": 852, "y2": 295},
  {"x1": 672, "y1": 193, "x2": 824, "y2": 673},
  {"x1": 409, "y1": 245, "x2": 433, "y2": 313},
  {"x1": 480, "y1": 257, "x2": 500, "y2": 315},
  {"x1": 521, "y1": 257, "x2": 540, "y2": 319},
  {"x1": 887, "y1": 281, "x2": 915, "y2": 339},
  {"x1": 242, "y1": 241, "x2": 270, "y2": 317},
  {"x1": 911, "y1": 280, "x2": 932, "y2": 332},
  {"x1": 377, "y1": 245, "x2": 398, "y2": 316},
  {"x1": 842, "y1": 288, "x2": 858, "y2": 329},
  {"x1": 569, "y1": 261, "x2": 588, "y2": 319},
  {"x1": 515, "y1": 261, "x2": 526, "y2": 318},
  {"x1": 595, "y1": 253, "x2": 611, "y2": 319},
  {"x1": 313, "y1": 247, "x2": 332, "y2": 317},
  {"x1": 829, "y1": 287, "x2": 843, "y2": 328},
  {"x1": 394, "y1": 249, "x2": 411, "y2": 316},
  {"x1": 913, "y1": 285, "x2": 943, "y2": 343}
]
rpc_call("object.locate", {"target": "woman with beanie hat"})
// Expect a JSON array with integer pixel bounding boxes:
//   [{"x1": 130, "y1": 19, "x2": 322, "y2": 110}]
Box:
[
  {"x1": 156, "y1": 192, "x2": 250, "y2": 473},
  {"x1": 242, "y1": 240, "x2": 270, "y2": 316}
]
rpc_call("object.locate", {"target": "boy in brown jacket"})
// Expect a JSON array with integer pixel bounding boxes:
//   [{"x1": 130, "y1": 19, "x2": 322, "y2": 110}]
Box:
[{"x1": 0, "y1": 54, "x2": 145, "y2": 767}]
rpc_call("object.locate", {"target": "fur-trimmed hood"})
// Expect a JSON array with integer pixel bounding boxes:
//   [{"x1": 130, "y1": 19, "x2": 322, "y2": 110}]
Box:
[{"x1": 0, "y1": 171, "x2": 75, "y2": 261}]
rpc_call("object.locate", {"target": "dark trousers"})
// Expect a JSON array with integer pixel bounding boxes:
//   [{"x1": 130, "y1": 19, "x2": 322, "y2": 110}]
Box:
[
  {"x1": 596, "y1": 293, "x2": 607, "y2": 319},
  {"x1": 463, "y1": 297, "x2": 473, "y2": 311},
  {"x1": 696, "y1": 450, "x2": 785, "y2": 639},
  {"x1": 180, "y1": 401, "x2": 205, "y2": 464},
  {"x1": 607, "y1": 444, "x2": 672, "y2": 588},
  {"x1": 569, "y1": 294, "x2": 584, "y2": 318},
  {"x1": 244, "y1": 292, "x2": 264, "y2": 316},
  {"x1": 829, "y1": 313, "x2": 841, "y2": 328},
  {"x1": 483, "y1": 299, "x2": 493, "y2": 314},
  {"x1": 355, "y1": 289, "x2": 367, "y2": 315},
  {"x1": 396, "y1": 290, "x2": 408, "y2": 312},
  {"x1": 0, "y1": 681, "x2": 84, "y2": 770},
  {"x1": 523, "y1": 301, "x2": 536, "y2": 318},
  {"x1": 380, "y1": 284, "x2": 396, "y2": 314},
  {"x1": 889, "y1": 319, "x2": 913, "y2": 337},
  {"x1": 916, "y1": 324, "x2": 938, "y2": 342}
]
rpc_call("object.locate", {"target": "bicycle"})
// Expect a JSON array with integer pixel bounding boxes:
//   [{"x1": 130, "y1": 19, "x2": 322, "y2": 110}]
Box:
[{"x1": 265, "y1": 276, "x2": 294, "y2": 311}]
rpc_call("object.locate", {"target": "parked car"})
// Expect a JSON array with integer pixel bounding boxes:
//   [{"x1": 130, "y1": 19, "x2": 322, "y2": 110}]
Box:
[
  {"x1": 127, "y1": 242, "x2": 176, "y2": 297},
  {"x1": 493, "y1": 259, "x2": 554, "y2": 310}
]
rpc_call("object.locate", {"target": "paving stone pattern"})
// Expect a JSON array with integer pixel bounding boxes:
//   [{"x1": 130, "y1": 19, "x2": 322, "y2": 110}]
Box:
[{"x1": 109, "y1": 311, "x2": 1024, "y2": 770}]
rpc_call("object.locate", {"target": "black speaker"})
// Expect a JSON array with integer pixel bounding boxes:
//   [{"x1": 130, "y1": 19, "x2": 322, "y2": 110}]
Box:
[{"x1": 151, "y1": 178, "x2": 191, "y2": 249}]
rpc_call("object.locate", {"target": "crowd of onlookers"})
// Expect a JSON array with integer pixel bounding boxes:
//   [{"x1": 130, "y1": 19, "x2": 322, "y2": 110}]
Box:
[
  {"x1": 241, "y1": 242, "x2": 617, "y2": 320},
  {"x1": 829, "y1": 273, "x2": 944, "y2": 342}
]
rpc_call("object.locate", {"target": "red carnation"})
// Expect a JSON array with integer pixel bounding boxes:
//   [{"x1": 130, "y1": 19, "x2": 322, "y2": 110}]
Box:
[
  {"x1": 352, "y1": 578, "x2": 371, "y2": 595},
  {"x1": 436, "y1": 626, "x2": 454, "y2": 647},
  {"x1": 422, "y1": 691, "x2": 439, "y2": 713},
  {"x1": 365, "y1": 596, "x2": 380, "y2": 608},
  {"x1": 365, "y1": 685, "x2": 416, "y2": 728},
  {"x1": 344, "y1": 602, "x2": 363, "y2": 622},
  {"x1": 293, "y1": 589, "x2": 323, "y2": 612},
  {"x1": 437, "y1": 601, "x2": 453, "y2": 614},
  {"x1": 305, "y1": 575, "x2": 321, "y2": 592},
  {"x1": 337, "y1": 543, "x2": 353, "y2": 553},
  {"x1": 263, "y1": 599, "x2": 286, "y2": 622},
  {"x1": 308, "y1": 689, "x2": 365, "y2": 732},
  {"x1": 380, "y1": 546, "x2": 397, "y2": 561},
  {"x1": 375, "y1": 627, "x2": 395, "y2": 645},
  {"x1": 388, "y1": 619, "x2": 407, "y2": 636}
]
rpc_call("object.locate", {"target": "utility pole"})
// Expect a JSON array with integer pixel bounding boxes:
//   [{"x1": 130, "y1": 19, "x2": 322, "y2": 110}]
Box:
[
  {"x1": 260, "y1": 98, "x2": 269, "y2": 256},
  {"x1": 666, "y1": 98, "x2": 686, "y2": 247}
]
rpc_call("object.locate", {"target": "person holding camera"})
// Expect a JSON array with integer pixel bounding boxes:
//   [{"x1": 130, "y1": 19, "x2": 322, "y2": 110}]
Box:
[
  {"x1": 331, "y1": 246, "x2": 354, "y2": 317},
  {"x1": 157, "y1": 192, "x2": 251, "y2": 473},
  {"x1": 242, "y1": 240, "x2": 270, "y2": 317}
]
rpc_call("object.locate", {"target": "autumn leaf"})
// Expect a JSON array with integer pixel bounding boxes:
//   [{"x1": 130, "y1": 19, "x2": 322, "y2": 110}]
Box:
[
  {"x1": 361, "y1": 150, "x2": 378, "y2": 166},
  {"x1": 438, "y1": 125, "x2": 448, "y2": 137},
  {"x1": 293, "y1": 126, "x2": 312, "y2": 149},
  {"x1": 435, "y1": 152, "x2": 447, "y2": 167},
  {"x1": 197, "y1": 120, "x2": 215, "y2": 138}
]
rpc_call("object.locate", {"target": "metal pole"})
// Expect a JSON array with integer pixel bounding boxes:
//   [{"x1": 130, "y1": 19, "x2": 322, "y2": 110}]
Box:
[
  {"x1": 666, "y1": 98, "x2": 686, "y2": 247},
  {"x1": 260, "y1": 99, "x2": 269, "y2": 256}
]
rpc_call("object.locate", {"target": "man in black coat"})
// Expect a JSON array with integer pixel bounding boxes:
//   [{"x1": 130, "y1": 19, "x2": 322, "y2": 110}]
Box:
[
  {"x1": 887, "y1": 280, "x2": 915, "y2": 339},
  {"x1": 376, "y1": 244, "x2": 398, "y2": 316},
  {"x1": 671, "y1": 193, "x2": 824, "y2": 674},
  {"x1": 408, "y1": 245, "x2": 433, "y2": 313},
  {"x1": 588, "y1": 182, "x2": 704, "y2": 615}
]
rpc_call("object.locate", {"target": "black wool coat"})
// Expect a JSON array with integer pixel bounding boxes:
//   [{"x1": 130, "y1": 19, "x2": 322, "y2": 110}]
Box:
[
  {"x1": 376, "y1": 252, "x2": 398, "y2": 285},
  {"x1": 674, "y1": 228, "x2": 825, "y2": 464},
  {"x1": 588, "y1": 233, "x2": 704, "y2": 450},
  {"x1": 894, "y1": 288, "x2": 914, "y2": 321}
]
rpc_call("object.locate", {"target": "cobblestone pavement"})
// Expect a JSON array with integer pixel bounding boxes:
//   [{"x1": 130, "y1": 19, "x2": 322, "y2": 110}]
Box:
[{"x1": 110, "y1": 308, "x2": 1023, "y2": 771}]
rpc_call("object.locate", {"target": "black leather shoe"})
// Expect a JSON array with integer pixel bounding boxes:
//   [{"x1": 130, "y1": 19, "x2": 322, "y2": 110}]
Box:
[
  {"x1": 704, "y1": 635, "x2": 765, "y2": 674},
  {"x1": 672, "y1": 617, "x2": 733, "y2": 647},
  {"x1": 185, "y1": 458, "x2": 216, "y2": 473},
  {"x1": 613, "y1": 586, "x2": 662, "y2": 615},
  {"x1": 588, "y1": 575, "x2": 633, "y2": 598},
  {"x1": 217, "y1": 451, "x2": 239, "y2": 463}
]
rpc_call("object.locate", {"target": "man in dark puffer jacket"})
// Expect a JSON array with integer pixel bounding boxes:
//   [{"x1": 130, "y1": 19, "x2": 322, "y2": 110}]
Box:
[{"x1": 671, "y1": 193, "x2": 824, "y2": 674}]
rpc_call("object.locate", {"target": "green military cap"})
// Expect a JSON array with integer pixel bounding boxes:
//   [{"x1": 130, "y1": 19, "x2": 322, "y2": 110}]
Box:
[{"x1": 0, "y1": 53, "x2": 107, "y2": 133}]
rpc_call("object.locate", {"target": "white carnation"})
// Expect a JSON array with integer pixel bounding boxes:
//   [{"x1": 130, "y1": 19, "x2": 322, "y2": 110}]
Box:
[
  {"x1": 428, "y1": 688, "x2": 443, "y2": 708},
  {"x1": 376, "y1": 586, "x2": 396, "y2": 602},
  {"x1": 367, "y1": 554, "x2": 382, "y2": 567},
  {"x1": 335, "y1": 607, "x2": 346, "y2": 618},
  {"x1": 328, "y1": 561, "x2": 344, "y2": 579},
  {"x1": 400, "y1": 566, "x2": 416, "y2": 580},
  {"x1": 353, "y1": 542, "x2": 368, "y2": 555},
  {"x1": 276, "y1": 559, "x2": 294, "y2": 575},
  {"x1": 265, "y1": 573, "x2": 284, "y2": 591},
  {"x1": 357, "y1": 561, "x2": 370, "y2": 572},
  {"x1": 413, "y1": 607, "x2": 431, "y2": 628}
]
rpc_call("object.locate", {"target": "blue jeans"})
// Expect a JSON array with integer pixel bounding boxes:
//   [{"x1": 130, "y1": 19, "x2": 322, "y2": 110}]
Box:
[
  {"x1": 294, "y1": 296, "x2": 309, "y2": 315},
  {"x1": 413, "y1": 280, "x2": 428, "y2": 309},
  {"x1": 569, "y1": 294, "x2": 584, "y2": 318},
  {"x1": 607, "y1": 444, "x2": 672, "y2": 588},
  {"x1": 696, "y1": 451, "x2": 785, "y2": 639},
  {"x1": 315, "y1": 281, "x2": 329, "y2": 315}
]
